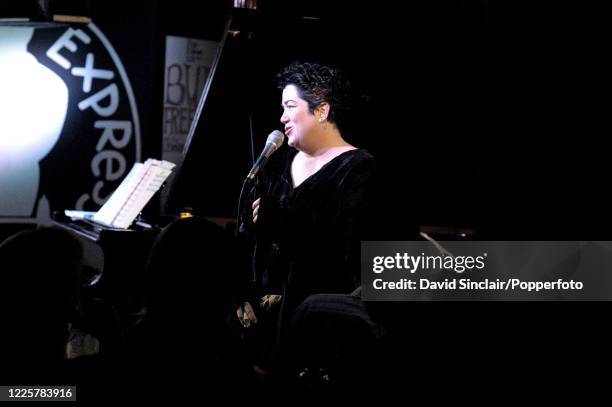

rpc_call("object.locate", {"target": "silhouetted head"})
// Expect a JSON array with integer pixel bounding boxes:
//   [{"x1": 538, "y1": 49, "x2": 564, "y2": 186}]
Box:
[{"x1": 0, "y1": 226, "x2": 83, "y2": 362}]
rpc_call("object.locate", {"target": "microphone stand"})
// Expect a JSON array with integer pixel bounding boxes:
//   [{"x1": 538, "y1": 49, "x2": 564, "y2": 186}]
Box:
[{"x1": 235, "y1": 177, "x2": 257, "y2": 237}]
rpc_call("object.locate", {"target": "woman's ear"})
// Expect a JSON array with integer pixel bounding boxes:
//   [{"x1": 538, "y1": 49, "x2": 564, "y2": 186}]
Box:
[{"x1": 316, "y1": 102, "x2": 331, "y2": 122}]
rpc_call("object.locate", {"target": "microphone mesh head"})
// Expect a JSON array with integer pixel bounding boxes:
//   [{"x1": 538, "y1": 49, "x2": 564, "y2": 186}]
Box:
[{"x1": 267, "y1": 130, "x2": 285, "y2": 148}]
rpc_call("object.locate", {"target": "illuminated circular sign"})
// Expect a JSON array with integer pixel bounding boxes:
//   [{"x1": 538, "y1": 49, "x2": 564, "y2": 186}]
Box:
[{"x1": 0, "y1": 23, "x2": 141, "y2": 224}]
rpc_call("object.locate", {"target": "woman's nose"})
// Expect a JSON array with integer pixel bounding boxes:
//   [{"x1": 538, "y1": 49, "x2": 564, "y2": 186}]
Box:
[{"x1": 280, "y1": 111, "x2": 289, "y2": 124}]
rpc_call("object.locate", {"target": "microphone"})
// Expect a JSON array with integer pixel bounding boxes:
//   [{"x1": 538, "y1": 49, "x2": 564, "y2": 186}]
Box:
[{"x1": 246, "y1": 130, "x2": 285, "y2": 181}]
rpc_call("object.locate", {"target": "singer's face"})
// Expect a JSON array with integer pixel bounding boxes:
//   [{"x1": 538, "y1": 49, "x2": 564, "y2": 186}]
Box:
[{"x1": 280, "y1": 85, "x2": 317, "y2": 149}]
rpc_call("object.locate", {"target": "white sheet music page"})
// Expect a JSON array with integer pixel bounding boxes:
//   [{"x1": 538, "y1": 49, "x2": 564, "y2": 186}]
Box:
[
  {"x1": 91, "y1": 159, "x2": 176, "y2": 229},
  {"x1": 92, "y1": 163, "x2": 145, "y2": 227}
]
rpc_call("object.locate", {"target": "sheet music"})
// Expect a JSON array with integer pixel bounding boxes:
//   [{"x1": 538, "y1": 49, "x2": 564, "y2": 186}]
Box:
[{"x1": 91, "y1": 159, "x2": 175, "y2": 229}]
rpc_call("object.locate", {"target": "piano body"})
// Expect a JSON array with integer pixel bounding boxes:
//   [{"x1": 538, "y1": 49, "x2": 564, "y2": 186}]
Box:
[{"x1": 53, "y1": 213, "x2": 160, "y2": 325}]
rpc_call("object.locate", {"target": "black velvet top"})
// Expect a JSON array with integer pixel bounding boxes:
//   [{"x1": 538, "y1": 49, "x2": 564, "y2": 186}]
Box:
[{"x1": 239, "y1": 146, "x2": 379, "y2": 324}]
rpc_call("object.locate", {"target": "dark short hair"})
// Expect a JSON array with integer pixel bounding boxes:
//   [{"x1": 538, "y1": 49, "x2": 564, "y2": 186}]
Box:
[{"x1": 276, "y1": 61, "x2": 352, "y2": 131}]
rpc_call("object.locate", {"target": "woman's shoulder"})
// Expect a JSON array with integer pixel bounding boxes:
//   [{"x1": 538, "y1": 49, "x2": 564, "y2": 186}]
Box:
[
  {"x1": 319, "y1": 148, "x2": 377, "y2": 189},
  {"x1": 335, "y1": 148, "x2": 376, "y2": 170},
  {"x1": 350, "y1": 148, "x2": 375, "y2": 162}
]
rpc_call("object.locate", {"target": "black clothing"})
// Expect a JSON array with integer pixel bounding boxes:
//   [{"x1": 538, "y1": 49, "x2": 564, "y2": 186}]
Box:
[{"x1": 238, "y1": 146, "x2": 379, "y2": 336}]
